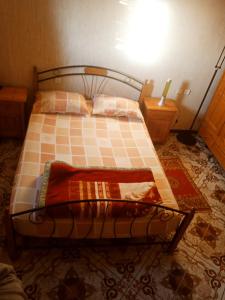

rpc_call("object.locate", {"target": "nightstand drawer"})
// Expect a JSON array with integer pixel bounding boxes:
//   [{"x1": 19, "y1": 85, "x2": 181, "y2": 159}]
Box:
[
  {"x1": 147, "y1": 110, "x2": 176, "y2": 120},
  {"x1": 0, "y1": 101, "x2": 22, "y2": 116},
  {"x1": 142, "y1": 97, "x2": 178, "y2": 143},
  {"x1": 147, "y1": 119, "x2": 174, "y2": 143},
  {"x1": 0, "y1": 116, "x2": 22, "y2": 137},
  {"x1": 0, "y1": 87, "x2": 27, "y2": 138}
]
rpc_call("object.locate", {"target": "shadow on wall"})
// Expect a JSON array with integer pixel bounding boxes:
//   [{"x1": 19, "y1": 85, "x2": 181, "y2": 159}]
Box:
[
  {"x1": 147, "y1": 80, "x2": 154, "y2": 98},
  {"x1": 175, "y1": 80, "x2": 197, "y2": 130},
  {"x1": 0, "y1": 1, "x2": 65, "y2": 94}
]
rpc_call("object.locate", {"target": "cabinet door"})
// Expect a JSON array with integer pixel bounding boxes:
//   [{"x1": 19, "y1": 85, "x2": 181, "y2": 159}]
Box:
[
  {"x1": 211, "y1": 123, "x2": 225, "y2": 169},
  {"x1": 199, "y1": 71, "x2": 225, "y2": 147},
  {"x1": 202, "y1": 72, "x2": 225, "y2": 132},
  {"x1": 0, "y1": 102, "x2": 24, "y2": 137},
  {"x1": 147, "y1": 111, "x2": 177, "y2": 143},
  {"x1": 0, "y1": 115, "x2": 22, "y2": 137}
]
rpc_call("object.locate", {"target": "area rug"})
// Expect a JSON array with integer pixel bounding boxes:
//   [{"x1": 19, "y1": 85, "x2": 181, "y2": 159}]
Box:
[
  {"x1": 159, "y1": 156, "x2": 211, "y2": 212},
  {"x1": 0, "y1": 139, "x2": 22, "y2": 239},
  {"x1": 2, "y1": 135, "x2": 225, "y2": 299}
]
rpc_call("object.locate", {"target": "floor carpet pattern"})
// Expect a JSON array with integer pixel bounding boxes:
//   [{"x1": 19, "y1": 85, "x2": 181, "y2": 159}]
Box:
[
  {"x1": 160, "y1": 156, "x2": 210, "y2": 212},
  {"x1": 0, "y1": 134, "x2": 225, "y2": 299}
]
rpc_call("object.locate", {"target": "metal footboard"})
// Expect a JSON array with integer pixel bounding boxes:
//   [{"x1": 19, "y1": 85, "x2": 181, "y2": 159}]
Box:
[{"x1": 5, "y1": 199, "x2": 195, "y2": 258}]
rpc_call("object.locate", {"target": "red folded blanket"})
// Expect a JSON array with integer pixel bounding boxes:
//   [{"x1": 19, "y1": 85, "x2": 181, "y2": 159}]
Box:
[{"x1": 38, "y1": 161, "x2": 162, "y2": 218}]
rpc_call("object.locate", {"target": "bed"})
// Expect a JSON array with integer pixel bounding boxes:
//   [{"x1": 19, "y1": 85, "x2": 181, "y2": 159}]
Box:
[{"x1": 5, "y1": 65, "x2": 194, "y2": 257}]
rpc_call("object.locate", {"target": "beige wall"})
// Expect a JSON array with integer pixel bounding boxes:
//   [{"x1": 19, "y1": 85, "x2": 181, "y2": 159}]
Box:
[{"x1": 0, "y1": 0, "x2": 225, "y2": 129}]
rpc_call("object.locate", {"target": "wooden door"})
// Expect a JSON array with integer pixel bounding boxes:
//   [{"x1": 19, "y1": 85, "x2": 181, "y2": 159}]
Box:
[{"x1": 199, "y1": 71, "x2": 225, "y2": 148}]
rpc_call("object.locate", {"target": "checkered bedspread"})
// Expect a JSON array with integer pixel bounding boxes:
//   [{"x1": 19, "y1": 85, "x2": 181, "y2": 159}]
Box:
[{"x1": 11, "y1": 112, "x2": 177, "y2": 215}]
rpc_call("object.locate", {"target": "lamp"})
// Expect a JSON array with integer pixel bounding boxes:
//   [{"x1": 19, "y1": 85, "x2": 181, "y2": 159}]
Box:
[
  {"x1": 177, "y1": 45, "x2": 225, "y2": 146},
  {"x1": 158, "y1": 79, "x2": 172, "y2": 106}
]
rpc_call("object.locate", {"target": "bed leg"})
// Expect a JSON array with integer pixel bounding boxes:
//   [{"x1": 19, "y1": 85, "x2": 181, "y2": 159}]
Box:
[
  {"x1": 4, "y1": 209, "x2": 18, "y2": 259},
  {"x1": 167, "y1": 208, "x2": 195, "y2": 254}
]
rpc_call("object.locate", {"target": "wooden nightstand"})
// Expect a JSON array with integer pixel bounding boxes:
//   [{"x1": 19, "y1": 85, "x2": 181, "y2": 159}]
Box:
[
  {"x1": 0, "y1": 87, "x2": 28, "y2": 138},
  {"x1": 142, "y1": 97, "x2": 178, "y2": 143}
]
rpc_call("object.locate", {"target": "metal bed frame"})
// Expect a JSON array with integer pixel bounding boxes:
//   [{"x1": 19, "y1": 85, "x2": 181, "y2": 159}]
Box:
[
  {"x1": 32, "y1": 65, "x2": 149, "y2": 100},
  {"x1": 5, "y1": 65, "x2": 195, "y2": 258}
]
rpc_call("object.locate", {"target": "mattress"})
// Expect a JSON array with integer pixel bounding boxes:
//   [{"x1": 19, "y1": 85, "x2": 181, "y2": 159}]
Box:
[{"x1": 10, "y1": 111, "x2": 180, "y2": 239}]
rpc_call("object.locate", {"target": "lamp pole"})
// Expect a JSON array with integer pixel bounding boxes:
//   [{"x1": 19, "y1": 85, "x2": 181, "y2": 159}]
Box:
[{"x1": 177, "y1": 45, "x2": 225, "y2": 146}]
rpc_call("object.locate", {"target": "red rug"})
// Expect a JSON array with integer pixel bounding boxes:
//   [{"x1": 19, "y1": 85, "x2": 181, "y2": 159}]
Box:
[{"x1": 160, "y1": 156, "x2": 211, "y2": 212}]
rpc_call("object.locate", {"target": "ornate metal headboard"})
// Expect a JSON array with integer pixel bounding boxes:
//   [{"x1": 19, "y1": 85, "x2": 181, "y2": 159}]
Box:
[{"x1": 33, "y1": 65, "x2": 151, "y2": 102}]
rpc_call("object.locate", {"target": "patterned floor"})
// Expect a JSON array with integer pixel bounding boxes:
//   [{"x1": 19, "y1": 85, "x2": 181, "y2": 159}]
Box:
[{"x1": 0, "y1": 134, "x2": 225, "y2": 299}]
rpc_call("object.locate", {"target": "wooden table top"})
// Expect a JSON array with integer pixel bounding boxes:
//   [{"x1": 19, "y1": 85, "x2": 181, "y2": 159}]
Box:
[{"x1": 0, "y1": 87, "x2": 28, "y2": 102}]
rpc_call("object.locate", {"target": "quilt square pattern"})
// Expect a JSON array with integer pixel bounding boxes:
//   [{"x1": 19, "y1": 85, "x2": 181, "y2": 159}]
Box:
[{"x1": 10, "y1": 113, "x2": 178, "y2": 225}]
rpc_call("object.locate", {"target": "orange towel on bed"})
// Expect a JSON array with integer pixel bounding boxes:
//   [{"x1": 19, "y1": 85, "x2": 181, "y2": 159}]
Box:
[{"x1": 38, "y1": 161, "x2": 162, "y2": 218}]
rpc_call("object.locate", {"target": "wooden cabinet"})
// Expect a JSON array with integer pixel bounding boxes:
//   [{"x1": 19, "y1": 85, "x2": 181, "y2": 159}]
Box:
[
  {"x1": 199, "y1": 71, "x2": 225, "y2": 169},
  {"x1": 142, "y1": 97, "x2": 178, "y2": 143},
  {"x1": 0, "y1": 87, "x2": 27, "y2": 138}
]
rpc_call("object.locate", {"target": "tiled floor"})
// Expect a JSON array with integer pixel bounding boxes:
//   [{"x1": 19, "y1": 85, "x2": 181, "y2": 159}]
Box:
[{"x1": 0, "y1": 134, "x2": 225, "y2": 299}]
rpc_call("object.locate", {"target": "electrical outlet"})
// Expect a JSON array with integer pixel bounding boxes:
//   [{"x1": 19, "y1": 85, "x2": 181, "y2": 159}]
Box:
[
  {"x1": 176, "y1": 89, "x2": 191, "y2": 96},
  {"x1": 184, "y1": 89, "x2": 191, "y2": 95}
]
